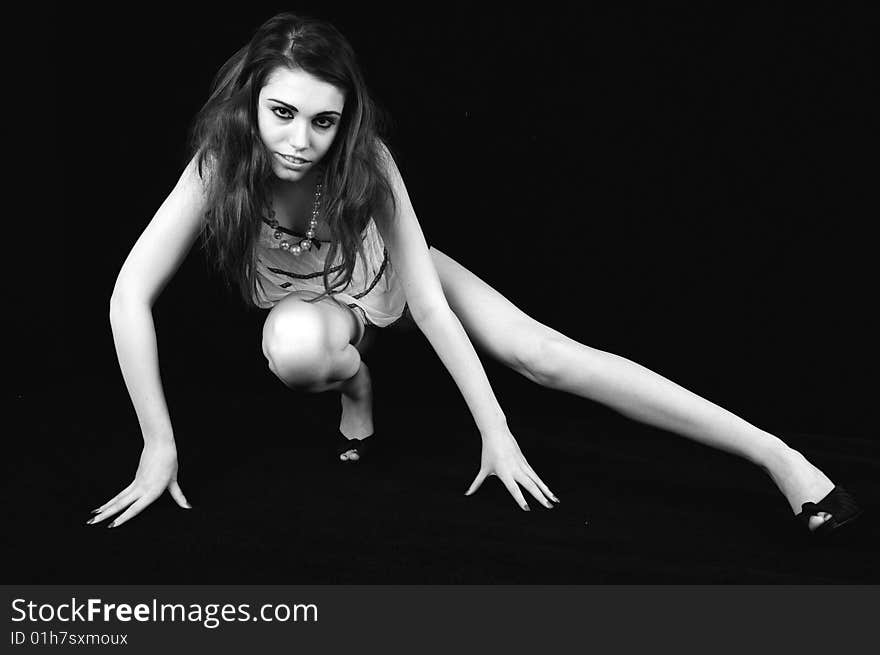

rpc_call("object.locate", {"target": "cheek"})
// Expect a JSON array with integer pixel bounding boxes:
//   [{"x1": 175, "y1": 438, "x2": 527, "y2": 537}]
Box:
[
  {"x1": 316, "y1": 130, "x2": 339, "y2": 154},
  {"x1": 257, "y1": 114, "x2": 278, "y2": 144}
]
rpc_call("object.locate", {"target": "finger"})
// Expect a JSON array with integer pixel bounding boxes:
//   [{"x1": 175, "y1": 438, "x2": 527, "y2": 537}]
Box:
[
  {"x1": 522, "y1": 462, "x2": 559, "y2": 503},
  {"x1": 108, "y1": 492, "x2": 161, "y2": 528},
  {"x1": 92, "y1": 483, "x2": 135, "y2": 513},
  {"x1": 516, "y1": 472, "x2": 553, "y2": 509},
  {"x1": 465, "y1": 468, "x2": 489, "y2": 496},
  {"x1": 168, "y1": 480, "x2": 192, "y2": 509},
  {"x1": 499, "y1": 474, "x2": 531, "y2": 511},
  {"x1": 88, "y1": 491, "x2": 138, "y2": 525}
]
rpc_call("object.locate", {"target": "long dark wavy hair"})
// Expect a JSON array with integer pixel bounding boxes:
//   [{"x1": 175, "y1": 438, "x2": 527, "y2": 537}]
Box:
[{"x1": 190, "y1": 13, "x2": 395, "y2": 307}]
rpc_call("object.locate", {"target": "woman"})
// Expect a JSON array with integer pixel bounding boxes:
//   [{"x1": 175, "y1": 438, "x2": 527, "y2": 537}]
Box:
[{"x1": 89, "y1": 12, "x2": 861, "y2": 534}]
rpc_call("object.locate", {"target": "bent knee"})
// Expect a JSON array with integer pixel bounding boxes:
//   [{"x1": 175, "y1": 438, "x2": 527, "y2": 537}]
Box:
[{"x1": 262, "y1": 305, "x2": 334, "y2": 386}]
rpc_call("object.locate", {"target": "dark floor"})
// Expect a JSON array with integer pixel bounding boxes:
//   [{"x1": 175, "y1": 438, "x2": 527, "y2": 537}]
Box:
[{"x1": 8, "y1": 327, "x2": 879, "y2": 585}]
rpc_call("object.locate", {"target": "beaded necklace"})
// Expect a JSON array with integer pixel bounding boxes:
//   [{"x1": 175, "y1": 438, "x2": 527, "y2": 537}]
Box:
[{"x1": 267, "y1": 170, "x2": 324, "y2": 256}]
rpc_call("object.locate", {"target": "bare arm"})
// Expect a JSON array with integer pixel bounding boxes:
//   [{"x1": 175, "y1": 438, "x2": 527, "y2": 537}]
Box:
[
  {"x1": 373, "y1": 154, "x2": 507, "y2": 436},
  {"x1": 92, "y1": 156, "x2": 208, "y2": 527},
  {"x1": 109, "y1": 156, "x2": 208, "y2": 441},
  {"x1": 373, "y1": 145, "x2": 556, "y2": 510}
]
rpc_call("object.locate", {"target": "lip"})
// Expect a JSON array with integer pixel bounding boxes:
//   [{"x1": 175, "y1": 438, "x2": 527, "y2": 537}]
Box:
[{"x1": 276, "y1": 153, "x2": 311, "y2": 168}]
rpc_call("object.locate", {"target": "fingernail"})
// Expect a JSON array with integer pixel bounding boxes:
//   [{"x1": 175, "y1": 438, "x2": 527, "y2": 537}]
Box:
[
  {"x1": 85, "y1": 518, "x2": 95, "y2": 525},
  {"x1": 184, "y1": 504, "x2": 193, "y2": 509},
  {"x1": 523, "y1": 505, "x2": 530, "y2": 511},
  {"x1": 90, "y1": 508, "x2": 101, "y2": 514},
  {"x1": 107, "y1": 521, "x2": 116, "y2": 529}
]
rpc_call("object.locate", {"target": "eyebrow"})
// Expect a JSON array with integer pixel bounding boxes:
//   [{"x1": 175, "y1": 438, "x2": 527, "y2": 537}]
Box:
[{"x1": 267, "y1": 98, "x2": 342, "y2": 117}]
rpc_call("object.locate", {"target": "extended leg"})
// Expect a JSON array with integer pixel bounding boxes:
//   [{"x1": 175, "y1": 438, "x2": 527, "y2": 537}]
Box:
[{"x1": 429, "y1": 247, "x2": 835, "y2": 528}]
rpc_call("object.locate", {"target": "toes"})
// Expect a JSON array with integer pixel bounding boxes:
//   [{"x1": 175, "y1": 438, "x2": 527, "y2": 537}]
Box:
[{"x1": 809, "y1": 512, "x2": 832, "y2": 531}]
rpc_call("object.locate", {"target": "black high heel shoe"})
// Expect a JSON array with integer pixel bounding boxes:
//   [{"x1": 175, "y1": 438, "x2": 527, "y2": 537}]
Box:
[
  {"x1": 335, "y1": 432, "x2": 375, "y2": 462},
  {"x1": 796, "y1": 486, "x2": 863, "y2": 536}
]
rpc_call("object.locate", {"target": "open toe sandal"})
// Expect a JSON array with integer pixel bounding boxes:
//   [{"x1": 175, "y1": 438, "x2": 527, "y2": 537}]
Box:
[
  {"x1": 795, "y1": 485, "x2": 863, "y2": 536},
  {"x1": 335, "y1": 432, "x2": 375, "y2": 462}
]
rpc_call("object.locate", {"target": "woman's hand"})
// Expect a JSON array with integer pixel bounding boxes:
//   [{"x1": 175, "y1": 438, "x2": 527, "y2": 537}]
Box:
[
  {"x1": 465, "y1": 427, "x2": 559, "y2": 511},
  {"x1": 87, "y1": 440, "x2": 191, "y2": 528}
]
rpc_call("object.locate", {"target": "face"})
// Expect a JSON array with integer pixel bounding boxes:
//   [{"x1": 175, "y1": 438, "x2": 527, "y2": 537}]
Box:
[{"x1": 257, "y1": 67, "x2": 346, "y2": 183}]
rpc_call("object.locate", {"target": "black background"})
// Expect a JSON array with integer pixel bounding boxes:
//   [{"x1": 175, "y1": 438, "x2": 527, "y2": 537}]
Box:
[{"x1": 10, "y1": 4, "x2": 878, "y2": 583}]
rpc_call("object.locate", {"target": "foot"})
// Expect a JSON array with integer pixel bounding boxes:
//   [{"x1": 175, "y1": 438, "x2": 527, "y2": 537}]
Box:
[
  {"x1": 338, "y1": 362, "x2": 374, "y2": 462},
  {"x1": 765, "y1": 446, "x2": 836, "y2": 531}
]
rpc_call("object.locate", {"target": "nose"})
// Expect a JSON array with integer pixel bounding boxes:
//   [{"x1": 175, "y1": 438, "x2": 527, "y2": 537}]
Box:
[{"x1": 287, "y1": 117, "x2": 310, "y2": 152}]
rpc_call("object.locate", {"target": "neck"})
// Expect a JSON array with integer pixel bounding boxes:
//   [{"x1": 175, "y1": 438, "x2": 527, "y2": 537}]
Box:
[{"x1": 272, "y1": 167, "x2": 319, "y2": 200}]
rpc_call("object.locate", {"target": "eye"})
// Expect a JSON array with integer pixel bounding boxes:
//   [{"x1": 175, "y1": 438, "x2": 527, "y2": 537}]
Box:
[
  {"x1": 314, "y1": 117, "x2": 338, "y2": 130},
  {"x1": 271, "y1": 106, "x2": 294, "y2": 119}
]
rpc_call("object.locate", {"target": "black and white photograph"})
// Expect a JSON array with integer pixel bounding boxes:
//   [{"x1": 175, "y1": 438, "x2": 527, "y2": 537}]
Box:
[{"x1": 8, "y1": 3, "x2": 879, "y2": 648}]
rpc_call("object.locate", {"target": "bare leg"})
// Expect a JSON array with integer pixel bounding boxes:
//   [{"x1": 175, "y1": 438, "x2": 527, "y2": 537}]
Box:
[
  {"x1": 262, "y1": 292, "x2": 375, "y2": 461},
  {"x1": 429, "y1": 247, "x2": 834, "y2": 529}
]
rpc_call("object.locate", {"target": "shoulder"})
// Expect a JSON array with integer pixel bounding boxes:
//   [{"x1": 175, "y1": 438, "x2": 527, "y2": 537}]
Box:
[
  {"x1": 192, "y1": 148, "x2": 219, "y2": 189},
  {"x1": 373, "y1": 138, "x2": 397, "y2": 188},
  {"x1": 372, "y1": 139, "x2": 406, "y2": 219},
  {"x1": 375, "y1": 138, "x2": 393, "y2": 163}
]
